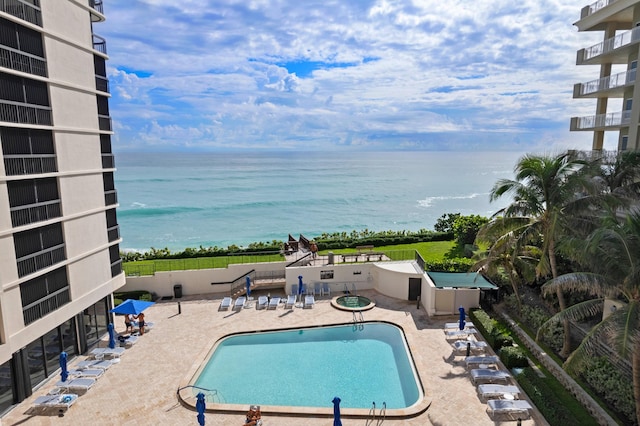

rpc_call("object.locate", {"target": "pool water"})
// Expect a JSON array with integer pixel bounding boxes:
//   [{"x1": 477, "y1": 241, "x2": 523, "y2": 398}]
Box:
[{"x1": 193, "y1": 322, "x2": 421, "y2": 409}]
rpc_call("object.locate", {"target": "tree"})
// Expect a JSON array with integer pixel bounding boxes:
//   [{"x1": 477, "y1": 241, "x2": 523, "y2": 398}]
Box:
[
  {"x1": 452, "y1": 214, "x2": 488, "y2": 246},
  {"x1": 489, "y1": 151, "x2": 595, "y2": 356},
  {"x1": 434, "y1": 213, "x2": 460, "y2": 233},
  {"x1": 539, "y1": 212, "x2": 640, "y2": 425}
]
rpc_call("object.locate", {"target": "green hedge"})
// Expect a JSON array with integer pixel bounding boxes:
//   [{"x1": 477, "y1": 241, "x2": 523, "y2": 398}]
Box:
[
  {"x1": 499, "y1": 345, "x2": 529, "y2": 369},
  {"x1": 113, "y1": 291, "x2": 153, "y2": 306},
  {"x1": 469, "y1": 309, "x2": 514, "y2": 350},
  {"x1": 581, "y1": 357, "x2": 636, "y2": 425}
]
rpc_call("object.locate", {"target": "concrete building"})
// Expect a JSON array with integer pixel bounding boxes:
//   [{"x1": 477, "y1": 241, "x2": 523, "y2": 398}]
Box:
[
  {"x1": 0, "y1": 0, "x2": 124, "y2": 413},
  {"x1": 571, "y1": 0, "x2": 640, "y2": 151}
]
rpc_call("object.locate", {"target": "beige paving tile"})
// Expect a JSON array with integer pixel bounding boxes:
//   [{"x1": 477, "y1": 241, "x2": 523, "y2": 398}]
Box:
[{"x1": 1, "y1": 290, "x2": 547, "y2": 425}]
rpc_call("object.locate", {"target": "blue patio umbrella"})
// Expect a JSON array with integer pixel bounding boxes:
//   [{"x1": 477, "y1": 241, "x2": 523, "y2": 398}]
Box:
[
  {"x1": 458, "y1": 305, "x2": 466, "y2": 330},
  {"x1": 332, "y1": 396, "x2": 342, "y2": 426},
  {"x1": 107, "y1": 323, "x2": 116, "y2": 349},
  {"x1": 196, "y1": 392, "x2": 206, "y2": 426},
  {"x1": 246, "y1": 276, "x2": 251, "y2": 297},
  {"x1": 110, "y1": 299, "x2": 155, "y2": 315},
  {"x1": 59, "y1": 351, "x2": 68, "y2": 382},
  {"x1": 298, "y1": 275, "x2": 304, "y2": 300}
]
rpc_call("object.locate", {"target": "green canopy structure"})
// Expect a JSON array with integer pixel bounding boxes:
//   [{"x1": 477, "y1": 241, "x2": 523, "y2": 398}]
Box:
[{"x1": 428, "y1": 272, "x2": 498, "y2": 290}]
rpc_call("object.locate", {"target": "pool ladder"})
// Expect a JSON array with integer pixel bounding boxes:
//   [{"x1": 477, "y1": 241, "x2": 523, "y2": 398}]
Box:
[
  {"x1": 352, "y1": 311, "x2": 364, "y2": 330},
  {"x1": 343, "y1": 283, "x2": 357, "y2": 295},
  {"x1": 366, "y1": 401, "x2": 386, "y2": 425}
]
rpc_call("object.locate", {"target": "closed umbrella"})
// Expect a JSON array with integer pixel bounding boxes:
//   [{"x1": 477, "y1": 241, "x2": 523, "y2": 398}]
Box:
[
  {"x1": 459, "y1": 306, "x2": 466, "y2": 330},
  {"x1": 196, "y1": 392, "x2": 206, "y2": 426},
  {"x1": 108, "y1": 323, "x2": 116, "y2": 349},
  {"x1": 59, "y1": 351, "x2": 68, "y2": 382},
  {"x1": 246, "y1": 276, "x2": 251, "y2": 298},
  {"x1": 298, "y1": 275, "x2": 304, "y2": 301},
  {"x1": 332, "y1": 396, "x2": 342, "y2": 426}
]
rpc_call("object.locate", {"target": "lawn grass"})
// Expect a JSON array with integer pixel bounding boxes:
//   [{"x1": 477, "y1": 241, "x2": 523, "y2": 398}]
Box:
[{"x1": 320, "y1": 240, "x2": 461, "y2": 262}]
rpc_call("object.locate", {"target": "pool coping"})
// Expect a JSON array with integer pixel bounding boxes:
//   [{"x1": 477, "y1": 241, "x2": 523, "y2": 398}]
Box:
[
  {"x1": 330, "y1": 295, "x2": 376, "y2": 311},
  {"x1": 177, "y1": 320, "x2": 431, "y2": 419}
]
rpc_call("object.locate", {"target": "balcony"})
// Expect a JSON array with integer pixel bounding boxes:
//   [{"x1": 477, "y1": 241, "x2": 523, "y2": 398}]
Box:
[
  {"x1": 580, "y1": 0, "x2": 619, "y2": 19},
  {"x1": 104, "y1": 189, "x2": 118, "y2": 206},
  {"x1": 0, "y1": 46, "x2": 47, "y2": 77},
  {"x1": 101, "y1": 153, "x2": 115, "y2": 168},
  {"x1": 570, "y1": 110, "x2": 631, "y2": 131},
  {"x1": 0, "y1": 0, "x2": 42, "y2": 26},
  {"x1": 0, "y1": 100, "x2": 52, "y2": 125},
  {"x1": 578, "y1": 26, "x2": 640, "y2": 65},
  {"x1": 11, "y1": 200, "x2": 61, "y2": 227},
  {"x1": 111, "y1": 259, "x2": 122, "y2": 278},
  {"x1": 95, "y1": 75, "x2": 109, "y2": 93},
  {"x1": 98, "y1": 114, "x2": 112, "y2": 131},
  {"x1": 574, "y1": 68, "x2": 637, "y2": 98},
  {"x1": 88, "y1": 0, "x2": 105, "y2": 22},
  {"x1": 107, "y1": 225, "x2": 120, "y2": 242},
  {"x1": 92, "y1": 34, "x2": 107, "y2": 54},
  {"x1": 22, "y1": 288, "x2": 70, "y2": 325},
  {"x1": 16, "y1": 244, "x2": 66, "y2": 277},
  {"x1": 3, "y1": 154, "x2": 57, "y2": 175}
]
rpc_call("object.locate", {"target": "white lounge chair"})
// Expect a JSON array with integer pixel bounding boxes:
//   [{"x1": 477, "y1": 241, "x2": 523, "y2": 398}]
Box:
[
  {"x1": 470, "y1": 368, "x2": 511, "y2": 384},
  {"x1": 119, "y1": 335, "x2": 139, "y2": 348},
  {"x1": 445, "y1": 329, "x2": 477, "y2": 339},
  {"x1": 54, "y1": 378, "x2": 96, "y2": 394},
  {"x1": 322, "y1": 282, "x2": 331, "y2": 296},
  {"x1": 285, "y1": 294, "x2": 296, "y2": 309},
  {"x1": 91, "y1": 347, "x2": 125, "y2": 359},
  {"x1": 452, "y1": 340, "x2": 488, "y2": 353},
  {"x1": 486, "y1": 399, "x2": 533, "y2": 418},
  {"x1": 304, "y1": 295, "x2": 315, "y2": 309},
  {"x1": 257, "y1": 296, "x2": 268, "y2": 310},
  {"x1": 32, "y1": 393, "x2": 78, "y2": 414},
  {"x1": 68, "y1": 368, "x2": 104, "y2": 378},
  {"x1": 76, "y1": 359, "x2": 113, "y2": 370},
  {"x1": 465, "y1": 355, "x2": 499, "y2": 368},
  {"x1": 268, "y1": 296, "x2": 280, "y2": 309},
  {"x1": 219, "y1": 297, "x2": 232, "y2": 311},
  {"x1": 444, "y1": 322, "x2": 475, "y2": 330},
  {"x1": 477, "y1": 384, "x2": 521, "y2": 401},
  {"x1": 234, "y1": 296, "x2": 246, "y2": 310}
]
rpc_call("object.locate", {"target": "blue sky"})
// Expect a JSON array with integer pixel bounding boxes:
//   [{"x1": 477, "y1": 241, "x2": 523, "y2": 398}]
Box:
[{"x1": 100, "y1": 0, "x2": 608, "y2": 152}]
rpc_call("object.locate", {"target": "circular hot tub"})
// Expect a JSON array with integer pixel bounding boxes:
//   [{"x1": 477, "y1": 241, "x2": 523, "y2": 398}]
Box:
[{"x1": 331, "y1": 295, "x2": 375, "y2": 311}]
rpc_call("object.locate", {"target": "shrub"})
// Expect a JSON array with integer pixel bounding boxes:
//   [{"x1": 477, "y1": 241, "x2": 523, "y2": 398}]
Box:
[
  {"x1": 499, "y1": 345, "x2": 528, "y2": 369},
  {"x1": 581, "y1": 357, "x2": 636, "y2": 425}
]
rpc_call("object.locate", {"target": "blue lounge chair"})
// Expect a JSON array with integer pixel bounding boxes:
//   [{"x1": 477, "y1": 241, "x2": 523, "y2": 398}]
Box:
[
  {"x1": 470, "y1": 368, "x2": 511, "y2": 384},
  {"x1": 219, "y1": 297, "x2": 232, "y2": 311},
  {"x1": 257, "y1": 296, "x2": 268, "y2": 310},
  {"x1": 464, "y1": 355, "x2": 499, "y2": 368},
  {"x1": 54, "y1": 378, "x2": 96, "y2": 395},
  {"x1": 285, "y1": 295, "x2": 296, "y2": 309},
  {"x1": 322, "y1": 282, "x2": 331, "y2": 296},
  {"x1": 314, "y1": 282, "x2": 322, "y2": 296},
  {"x1": 32, "y1": 393, "x2": 78, "y2": 414},
  {"x1": 304, "y1": 295, "x2": 315, "y2": 309},
  {"x1": 486, "y1": 399, "x2": 532, "y2": 418},
  {"x1": 290, "y1": 284, "x2": 298, "y2": 296},
  {"x1": 68, "y1": 368, "x2": 104, "y2": 378},
  {"x1": 268, "y1": 297, "x2": 280, "y2": 309},
  {"x1": 234, "y1": 296, "x2": 246, "y2": 310}
]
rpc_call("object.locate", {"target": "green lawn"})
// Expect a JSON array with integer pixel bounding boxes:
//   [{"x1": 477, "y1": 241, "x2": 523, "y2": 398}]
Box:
[{"x1": 320, "y1": 240, "x2": 461, "y2": 262}]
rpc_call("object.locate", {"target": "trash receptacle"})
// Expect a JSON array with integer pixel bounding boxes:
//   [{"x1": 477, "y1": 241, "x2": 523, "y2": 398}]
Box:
[
  {"x1": 328, "y1": 252, "x2": 334, "y2": 265},
  {"x1": 173, "y1": 284, "x2": 182, "y2": 298}
]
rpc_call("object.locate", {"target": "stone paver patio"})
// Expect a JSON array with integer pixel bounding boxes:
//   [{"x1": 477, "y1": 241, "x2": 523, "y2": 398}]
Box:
[{"x1": 1, "y1": 290, "x2": 547, "y2": 425}]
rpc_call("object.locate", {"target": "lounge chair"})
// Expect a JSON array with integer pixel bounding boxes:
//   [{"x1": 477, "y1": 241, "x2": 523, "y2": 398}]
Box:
[
  {"x1": 219, "y1": 296, "x2": 232, "y2": 311},
  {"x1": 304, "y1": 295, "x2": 315, "y2": 309},
  {"x1": 445, "y1": 329, "x2": 477, "y2": 339},
  {"x1": 119, "y1": 334, "x2": 139, "y2": 348},
  {"x1": 68, "y1": 368, "x2": 104, "y2": 378},
  {"x1": 322, "y1": 282, "x2": 331, "y2": 297},
  {"x1": 444, "y1": 322, "x2": 475, "y2": 330},
  {"x1": 76, "y1": 359, "x2": 113, "y2": 370},
  {"x1": 290, "y1": 284, "x2": 298, "y2": 296},
  {"x1": 91, "y1": 347, "x2": 125, "y2": 359},
  {"x1": 314, "y1": 282, "x2": 322, "y2": 296},
  {"x1": 234, "y1": 296, "x2": 246, "y2": 310},
  {"x1": 464, "y1": 355, "x2": 499, "y2": 368},
  {"x1": 451, "y1": 340, "x2": 488, "y2": 353},
  {"x1": 477, "y1": 384, "x2": 521, "y2": 401},
  {"x1": 470, "y1": 368, "x2": 511, "y2": 384},
  {"x1": 257, "y1": 296, "x2": 268, "y2": 310},
  {"x1": 268, "y1": 296, "x2": 280, "y2": 309},
  {"x1": 54, "y1": 378, "x2": 96, "y2": 395},
  {"x1": 32, "y1": 393, "x2": 78, "y2": 414},
  {"x1": 486, "y1": 399, "x2": 533, "y2": 418},
  {"x1": 285, "y1": 294, "x2": 296, "y2": 309}
]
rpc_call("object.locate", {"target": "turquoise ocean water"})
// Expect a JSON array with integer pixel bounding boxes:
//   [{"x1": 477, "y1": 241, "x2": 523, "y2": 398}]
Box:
[{"x1": 114, "y1": 151, "x2": 524, "y2": 252}]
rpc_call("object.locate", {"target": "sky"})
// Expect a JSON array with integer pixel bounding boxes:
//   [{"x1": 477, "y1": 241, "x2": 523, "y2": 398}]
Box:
[{"x1": 99, "y1": 0, "x2": 611, "y2": 152}]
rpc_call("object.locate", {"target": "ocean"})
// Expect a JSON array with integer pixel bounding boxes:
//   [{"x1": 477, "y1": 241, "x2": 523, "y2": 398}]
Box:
[{"x1": 114, "y1": 150, "x2": 525, "y2": 252}]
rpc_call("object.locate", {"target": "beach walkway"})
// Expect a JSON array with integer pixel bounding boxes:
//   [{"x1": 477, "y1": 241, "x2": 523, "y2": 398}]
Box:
[{"x1": 1, "y1": 290, "x2": 546, "y2": 425}]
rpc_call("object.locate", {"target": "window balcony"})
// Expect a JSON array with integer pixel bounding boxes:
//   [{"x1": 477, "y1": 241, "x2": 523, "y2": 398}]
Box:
[
  {"x1": 104, "y1": 189, "x2": 117, "y2": 206},
  {"x1": 580, "y1": 0, "x2": 619, "y2": 19},
  {"x1": 0, "y1": 0, "x2": 42, "y2": 27},
  {"x1": 101, "y1": 153, "x2": 115, "y2": 169},
  {"x1": 107, "y1": 225, "x2": 120, "y2": 242},
  {"x1": 16, "y1": 244, "x2": 66, "y2": 277},
  {"x1": 88, "y1": 0, "x2": 105, "y2": 22},
  {"x1": 98, "y1": 114, "x2": 111, "y2": 131},
  {"x1": 0, "y1": 100, "x2": 52, "y2": 125},
  {"x1": 0, "y1": 46, "x2": 47, "y2": 77},
  {"x1": 22, "y1": 288, "x2": 70, "y2": 325},
  {"x1": 574, "y1": 68, "x2": 636, "y2": 98},
  {"x1": 3, "y1": 154, "x2": 57, "y2": 175},
  {"x1": 95, "y1": 75, "x2": 109, "y2": 93},
  {"x1": 92, "y1": 34, "x2": 107, "y2": 54},
  {"x1": 110, "y1": 259, "x2": 122, "y2": 277},
  {"x1": 578, "y1": 26, "x2": 640, "y2": 65},
  {"x1": 10, "y1": 199, "x2": 61, "y2": 227},
  {"x1": 570, "y1": 110, "x2": 631, "y2": 131}
]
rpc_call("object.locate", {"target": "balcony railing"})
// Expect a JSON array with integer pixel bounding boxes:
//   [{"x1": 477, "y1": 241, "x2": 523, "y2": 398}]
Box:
[
  {"x1": 104, "y1": 189, "x2": 117, "y2": 206},
  {"x1": 98, "y1": 114, "x2": 111, "y2": 131},
  {"x1": 22, "y1": 288, "x2": 70, "y2": 325},
  {"x1": 0, "y1": 0, "x2": 42, "y2": 26},
  {"x1": 576, "y1": 68, "x2": 637, "y2": 96},
  {"x1": 11, "y1": 199, "x2": 61, "y2": 227},
  {"x1": 581, "y1": 0, "x2": 619, "y2": 18},
  {"x1": 107, "y1": 225, "x2": 120, "y2": 242},
  {"x1": 92, "y1": 34, "x2": 107, "y2": 54},
  {"x1": 111, "y1": 259, "x2": 123, "y2": 278},
  {"x1": 101, "y1": 153, "x2": 115, "y2": 168},
  {"x1": 89, "y1": 0, "x2": 103, "y2": 14},
  {"x1": 0, "y1": 46, "x2": 47, "y2": 77},
  {"x1": 0, "y1": 100, "x2": 52, "y2": 125},
  {"x1": 17, "y1": 244, "x2": 66, "y2": 277},
  {"x1": 582, "y1": 26, "x2": 640, "y2": 62},
  {"x1": 3, "y1": 154, "x2": 57, "y2": 175},
  {"x1": 571, "y1": 110, "x2": 631, "y2": 130},
  {"x1": 95, "y1": 75, "x2": 109, "y2": 93}
]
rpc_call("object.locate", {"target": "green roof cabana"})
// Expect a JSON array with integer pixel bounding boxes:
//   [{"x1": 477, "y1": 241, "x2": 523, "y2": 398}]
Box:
[{"x1": 428, "y1": 272, "x2": 498, "y2": 290}]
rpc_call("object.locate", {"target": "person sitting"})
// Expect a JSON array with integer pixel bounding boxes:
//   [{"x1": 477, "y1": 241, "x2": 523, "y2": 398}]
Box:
[{"x1": 245, "y1": 406, "x2": 261, "y2": 425}]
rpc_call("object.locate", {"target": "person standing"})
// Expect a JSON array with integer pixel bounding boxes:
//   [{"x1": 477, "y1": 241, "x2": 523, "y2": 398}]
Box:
[
  {"x1": 124, "y1": 314, "x2": 133, "y2": 333},
  {"x1": 134, "y1": 312, "x2": 145, "y2": 335}
]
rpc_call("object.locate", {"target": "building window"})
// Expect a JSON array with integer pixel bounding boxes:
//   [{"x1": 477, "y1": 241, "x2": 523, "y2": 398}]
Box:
[
  {"x1": 103, "y1": 172, "x2": 117, "y2": 206},
  {"x1": 109, "y1": 244, "x2": 122, "y2": 277},
  {"x1": 0, "y1": 0, "x2": 42, "y2": 27},
  {"x1": 1, "y1": 126, "x2": 56, "y2": 175},
  {"x1": 8, "y1": 177, "x2": 61, "y2": 227},
  {"x1": 14, "y1": 223, "x2": 66, "y2": 277},
  {"x1": 20, "y1": 266, "x2": 70, "y2": 325},
  {"x1": 106, "y1": 208, "x2": 119, "y2": 242},
  {"x1": 0, "y1": 17, "x2": 46, "y2": 76},
  {"x1": 0, "y1": 71, "x2": 51, "y2": 125}
]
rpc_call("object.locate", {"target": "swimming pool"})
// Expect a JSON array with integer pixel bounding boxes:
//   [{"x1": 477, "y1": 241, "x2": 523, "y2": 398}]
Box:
[{"x1": 190, "y1": 322, "x2": 422, "y2": 411}]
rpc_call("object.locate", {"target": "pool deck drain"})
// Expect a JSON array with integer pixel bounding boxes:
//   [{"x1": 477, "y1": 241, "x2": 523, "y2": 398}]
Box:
[{"x1": 1, "y1": 289, "x2": 546, "y2": 425}]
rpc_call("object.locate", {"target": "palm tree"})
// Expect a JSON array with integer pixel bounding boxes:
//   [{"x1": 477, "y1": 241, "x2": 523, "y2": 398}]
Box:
[
  {"x1": 539, "y1": 211, "x2": 640, "y2": 425},
  {"x1": 489, "y1": 151, "x2": 595, "y2": 356}
]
